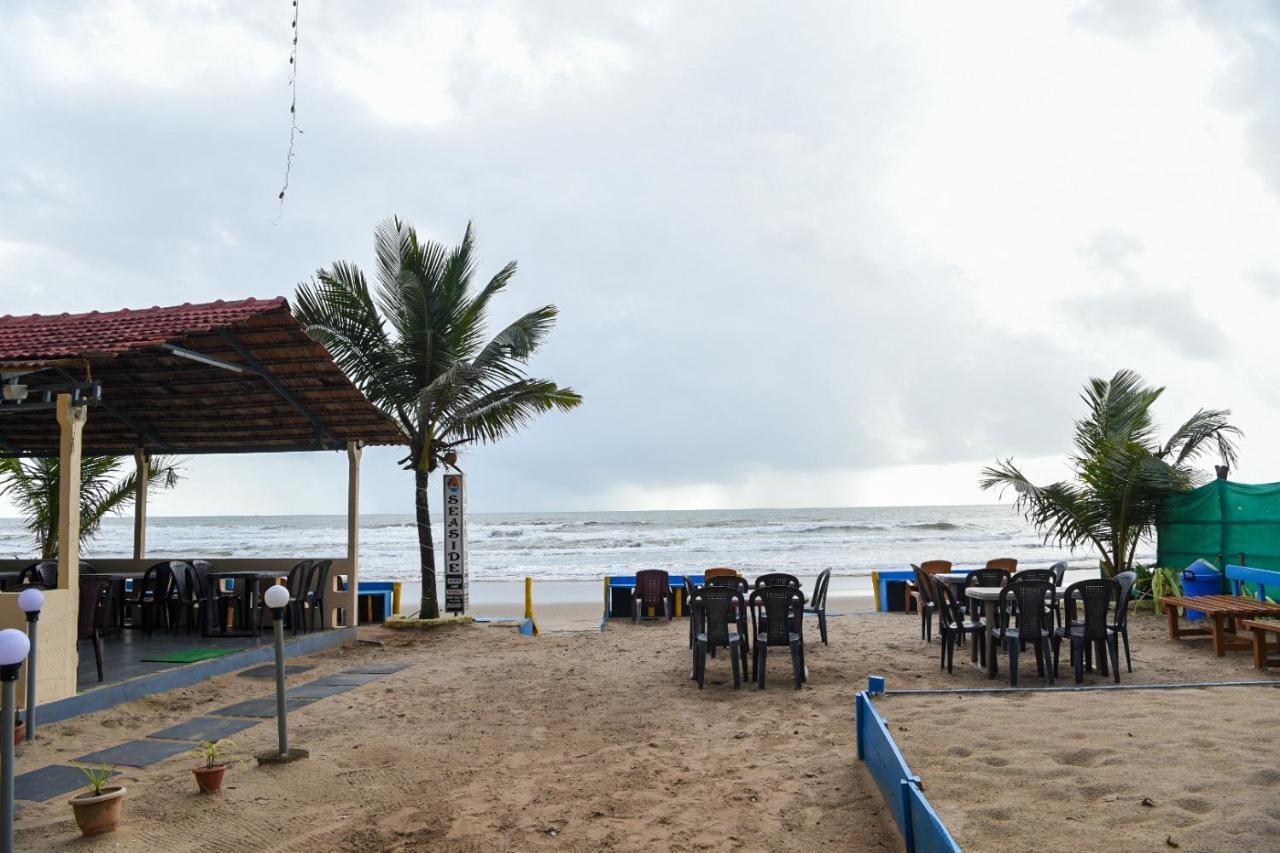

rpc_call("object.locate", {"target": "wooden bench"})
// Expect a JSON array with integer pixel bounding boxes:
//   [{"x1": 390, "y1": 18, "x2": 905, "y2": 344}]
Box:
[
  {"x1": 1159, "y1": 594, "x2": 1280, "y2": 656},
  {"x1": 1238, "y1": 619, "x2": 1280, "y2": 669}
]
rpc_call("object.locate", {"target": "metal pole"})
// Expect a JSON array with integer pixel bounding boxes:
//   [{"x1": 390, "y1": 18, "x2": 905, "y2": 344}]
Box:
[
  {"x1": 23, "y1": 617, "x2": 36, "y2": 742},
  {"x1": 273, "y1": 609, "x2": 288, "y2": 756},
  {"x1": 1, "y1": 670, "x2": 17, "y2": 853}
]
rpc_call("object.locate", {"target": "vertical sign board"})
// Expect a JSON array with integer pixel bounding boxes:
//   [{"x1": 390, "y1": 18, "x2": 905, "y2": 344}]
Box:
[{"x1": 444, "y1": 473, "x2": 468, "y2": 613}]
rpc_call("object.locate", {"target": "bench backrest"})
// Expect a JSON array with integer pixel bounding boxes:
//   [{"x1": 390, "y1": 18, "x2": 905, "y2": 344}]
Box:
[{"x1": 1225, "y1": 565, "x2": 1280, "y2": 603}]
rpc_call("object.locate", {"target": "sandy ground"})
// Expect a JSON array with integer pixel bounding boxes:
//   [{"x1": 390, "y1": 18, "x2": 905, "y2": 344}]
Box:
[
  {"x1": 11, "y1": 603, "x2": 1279, "y2": 852},
  {"x1": 885, "y1": 687, "x2": 1280, "y2": 853}
]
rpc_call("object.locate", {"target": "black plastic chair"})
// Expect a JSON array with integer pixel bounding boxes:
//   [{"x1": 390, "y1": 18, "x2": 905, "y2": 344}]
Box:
[
  {"x1": 191, "y1": 560, "x2": 235, "y2": 634},
  {"x1": 18, "y1": 560, "x2": 58, "y2": 589},
  {"x1": 1053, "y1": 578, "x2": 1120, "y2": 684},
  {"x1": 78, "y1": 577, "x2": 114, "y2": 682},
  {"x1": 749, "y1": 585, "x2": 806, "y2": 689},
  {"x1": 989, "y1": 581, "x2": 1056, "y2": 686},
  {"x1": 302, "y1": 560, "x2": 332, "y2": 632},
  {"x1": 632, "y1": 569, "x2": 673, "y2": 623},
  {"x1": 123, "y1": 561, "x2": 176, "y2": 636},
  {"x1": 1051, "y1": 561, "x2": 1069, "y2": 587},
  {"x1": 910, "y1": 564, "x2": 938, "y2": 643},
  {"x1": 1111, "y1": 571, "x2": 1137, "y2": 672},
  {"x1": 1012, "y1": 568, "x2": 1058, "y2": 630},
  {"x1": 805, "y1": 568, "x2": 831, "y2": 645},
  {"x1": 755, "y1": 573, "x2": 801, "y2": 589},
  {"x1": 689, "y1": 585, "x2": 746, "y2": 689},
  {"x1": 165, "y1": 561, "x2": 200, "y2": 635},
  {"x1": 683, "y1": 575, "x2": 698, "y2": 649},
  {"x1": 964, "y1": 568, "x2": 1010, "y2": 620},
  {"x1": 279, "y1": 560, "x2": 312, "y2": 635},
  {"x1": 936, "y1": 581, "x2": 986, "y2": 673},
  {"x1": 708, "y1": 574, "x2": 749, "y2": 593}
]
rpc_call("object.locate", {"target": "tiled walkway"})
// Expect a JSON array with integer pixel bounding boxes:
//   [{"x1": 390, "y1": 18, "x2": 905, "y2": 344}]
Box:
[{"x1": 16, "y1": 661, "x2": 408, "y2": 802}]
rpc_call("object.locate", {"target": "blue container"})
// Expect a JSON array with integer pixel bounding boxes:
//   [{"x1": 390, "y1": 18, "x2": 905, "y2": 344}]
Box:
[{"x1": 1182, "y1": 560, "x2": 1224, "y2": 620}]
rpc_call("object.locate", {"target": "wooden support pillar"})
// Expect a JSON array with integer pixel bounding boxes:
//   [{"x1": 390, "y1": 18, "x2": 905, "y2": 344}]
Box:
[
  {"x1": 133, "y1": 448, "x2": 148, "y2": 560},
  {"x1": 344, "y1": 441, "x2": 363, "y2": 627},
  {"x1": 56, "y1": 394, "x2": 87, "y2": 657}
]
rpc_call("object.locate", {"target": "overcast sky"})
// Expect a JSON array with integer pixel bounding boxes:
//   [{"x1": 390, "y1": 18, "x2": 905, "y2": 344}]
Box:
[{"x1": 2, "y1": 1, "x2": 1279, "y2": 516}]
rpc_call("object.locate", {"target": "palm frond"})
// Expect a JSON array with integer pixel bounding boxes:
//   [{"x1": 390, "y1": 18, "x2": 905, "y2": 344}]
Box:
[
  {"x1": 1159, "y1": 408, "x2": 1242, "y2": 470},
  {"x1": 441, "y1": 380, "x2": 583, "y2": 445}
]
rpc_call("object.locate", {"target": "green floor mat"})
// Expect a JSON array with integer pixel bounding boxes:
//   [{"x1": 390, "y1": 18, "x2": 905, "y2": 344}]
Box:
[{"x1": 139, "y1": 648, "x2": 243, "y2": 663}]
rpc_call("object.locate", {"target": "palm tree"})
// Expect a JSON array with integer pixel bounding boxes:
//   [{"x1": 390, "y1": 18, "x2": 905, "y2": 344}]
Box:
[
  {"x1": 0, "y1": 455, "x2": 182, "y2": 559},
  {"x1": 294, "y1": 218, "x2": 582, "y2": 619},
  {"x1": 980, "y1": 369, "x2": 1241, "y2": 577}
]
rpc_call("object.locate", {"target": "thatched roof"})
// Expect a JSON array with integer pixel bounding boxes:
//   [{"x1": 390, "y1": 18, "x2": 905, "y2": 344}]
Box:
[{"x1": 0, "y1": 297, "x2": 407, "y2": 456}]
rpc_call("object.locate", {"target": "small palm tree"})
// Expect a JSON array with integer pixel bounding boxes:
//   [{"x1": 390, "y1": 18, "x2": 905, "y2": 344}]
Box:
[
  {"x1": 0, "y1": 455, "x2": 182, "y2": 559},
  {"x1": 295, "y1": 218, "x2": 582, "y2": 619},
  {"x1": 980, "y1": 369, "x2": 1241, "y2": 577}
]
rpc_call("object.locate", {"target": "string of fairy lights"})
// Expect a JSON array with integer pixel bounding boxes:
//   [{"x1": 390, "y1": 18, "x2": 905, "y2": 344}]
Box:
[{"x1": 276, "y1": 0, "x2": 301, "y2": 219}]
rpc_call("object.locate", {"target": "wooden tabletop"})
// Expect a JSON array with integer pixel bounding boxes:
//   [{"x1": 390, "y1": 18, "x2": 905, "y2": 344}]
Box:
[{"x1": 1160, "y1": 595, "x2": 1280, "y2": 616}]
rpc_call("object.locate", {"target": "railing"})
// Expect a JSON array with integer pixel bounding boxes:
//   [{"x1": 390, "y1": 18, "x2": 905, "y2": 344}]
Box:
[{"x1": 856, "y1": 676, "x2": 960, "y2": 853}]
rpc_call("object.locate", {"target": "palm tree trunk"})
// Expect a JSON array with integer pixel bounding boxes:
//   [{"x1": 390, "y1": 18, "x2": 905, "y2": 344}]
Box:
[{"x1": 415, "y1": 467, "x2": 440, "y2": 619}]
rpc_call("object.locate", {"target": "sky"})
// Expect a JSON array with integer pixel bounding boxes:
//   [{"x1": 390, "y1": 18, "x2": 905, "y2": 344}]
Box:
[{"x1": 2, "y1": 0, "x2": 1280, "y2": 517}]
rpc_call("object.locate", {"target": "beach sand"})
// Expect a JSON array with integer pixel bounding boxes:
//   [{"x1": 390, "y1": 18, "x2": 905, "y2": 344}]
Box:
[
  {"x1": 11, "y1": 605, "x2": 1278, "y2": 851},
  {"x1": 886, "y1": 687, "x2": 1280, "y2": 852}
]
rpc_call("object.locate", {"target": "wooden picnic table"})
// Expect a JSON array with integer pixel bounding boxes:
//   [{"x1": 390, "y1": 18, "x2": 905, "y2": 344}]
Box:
[
  {"x1": 1159, "y1": 595, "x2": 1280, "y2": 656},
  {"x1": 1237, "y1": 619, "x2": 1280, "y2": 669}
]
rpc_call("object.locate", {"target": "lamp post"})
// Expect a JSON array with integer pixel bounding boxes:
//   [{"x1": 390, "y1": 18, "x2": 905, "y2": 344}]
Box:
[
  {"x1": 255, "y1": 584, "x2": 306, "y2": 764},
  {"x1": 16, "y1": 588, "x2": 43, "y2": 742},
  {"x1": 0, "y1": 628, "x2": 31, "y2": 853}
]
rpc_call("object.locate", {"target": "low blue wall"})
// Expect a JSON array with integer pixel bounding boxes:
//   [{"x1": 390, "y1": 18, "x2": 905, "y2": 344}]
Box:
[{"x1": 856, "y1": 680, "x2": 961, "y2": 852}]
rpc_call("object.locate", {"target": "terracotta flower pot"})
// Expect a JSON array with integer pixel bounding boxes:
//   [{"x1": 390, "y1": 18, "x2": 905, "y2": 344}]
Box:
[
  {"x1": 69, "y1": 785, "x2": 126, "y2": 837},
  {"x1": 192, "y1": 764, "x2": 228, "y2": 793},
  {"x1": 13, "y1": 721, "x2": 24, "y2": 746}
]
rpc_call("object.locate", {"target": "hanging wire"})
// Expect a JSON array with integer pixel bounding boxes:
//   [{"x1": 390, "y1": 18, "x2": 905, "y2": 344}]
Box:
[{"x1": 275, "y1": 0, "x2": 302, "y2": 221}]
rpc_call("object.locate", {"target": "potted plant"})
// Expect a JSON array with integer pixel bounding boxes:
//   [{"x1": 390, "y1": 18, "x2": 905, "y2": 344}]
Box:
[
  {"x1": 191, "y1": 738, "x2": 240, "y2": 793},
  {"x1": 68, "y1": 766, "x2": 125, "y2": 837}
]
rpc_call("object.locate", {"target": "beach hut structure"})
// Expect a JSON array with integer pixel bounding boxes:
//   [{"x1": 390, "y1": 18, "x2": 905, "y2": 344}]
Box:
[{"x1": 0, "y1": 297, "x2": 407, "y2": 704}]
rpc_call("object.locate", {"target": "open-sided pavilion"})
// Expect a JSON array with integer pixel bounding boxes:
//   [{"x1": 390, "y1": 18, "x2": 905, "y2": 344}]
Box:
[{"x1": 0, "y1": 297, "x2": 406, "y2": 704}]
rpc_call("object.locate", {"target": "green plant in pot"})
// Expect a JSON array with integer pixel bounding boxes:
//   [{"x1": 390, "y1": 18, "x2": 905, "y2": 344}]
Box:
[
  {"x1": 191, "y1": 738, "x2": 241, "y2": 793},
  {"x1": 69, "y1": 766, "x2": 125, "y2": 837}
]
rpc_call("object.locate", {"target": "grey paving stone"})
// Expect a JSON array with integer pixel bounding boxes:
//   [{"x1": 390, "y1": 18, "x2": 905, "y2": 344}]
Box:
[
  {"x1": 210, "y1": 696, "x2": 317, "y2": 718},
  {"x1": 237, "y1": 664, "x2": 315, "y2": 679},
  {"x1": 341, "y1": 662, "x2": 408, "y2": 675},
  {"x1": 74, "y1": 739, "x2": 193, "y2": 768},
  {"x1": 309, "y1": 672, "x2": 383, "y2": 686},
  {"x1": 16, "y1": 765, "x2": 118, "y2": 802},
  {"x1": 287, "y1": 683, "x2": 355, "y2": 700},
  {"x1": 147, "y1": 716, "x2": 259, "y2": 742}
]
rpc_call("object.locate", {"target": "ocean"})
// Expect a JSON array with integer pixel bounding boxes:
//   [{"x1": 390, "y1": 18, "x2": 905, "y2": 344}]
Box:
[{"x1": 0, "y1": 505, "x2": 1145, "y2": 600}]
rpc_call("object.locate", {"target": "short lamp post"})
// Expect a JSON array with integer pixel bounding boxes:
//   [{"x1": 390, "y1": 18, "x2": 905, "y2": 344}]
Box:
[
  {"x1": 256, "y1": 583, "x2": 306, "y2": 765},
  {"x1": 16, "y1": 588, "x2": 43, "y2": 742},
  {"x1": 0, "y1": 628, "x2": 31, "y2": 853}
]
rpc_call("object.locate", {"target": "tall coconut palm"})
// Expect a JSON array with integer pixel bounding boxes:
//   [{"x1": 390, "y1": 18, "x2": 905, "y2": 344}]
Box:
[
  {"x1": 980, "y1": 369, "x2": 1241, "y2": 577},
  {"x1": 0, "y1": 455, "x2": 182, "y2": 559},
  {"x1": 294, "y1": 218, "x2": 582, "y2": 619}
]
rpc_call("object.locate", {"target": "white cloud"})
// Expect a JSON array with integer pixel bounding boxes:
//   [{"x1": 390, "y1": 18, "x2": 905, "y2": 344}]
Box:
[{"x1": 2, "y1": 1, "x2": 1279, "y2": 514}]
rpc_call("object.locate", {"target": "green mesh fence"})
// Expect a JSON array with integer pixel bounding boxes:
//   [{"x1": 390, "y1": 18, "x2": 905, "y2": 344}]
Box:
[{"x1": 1157, "y1": 480, "x2": 1280, "y2": 571}]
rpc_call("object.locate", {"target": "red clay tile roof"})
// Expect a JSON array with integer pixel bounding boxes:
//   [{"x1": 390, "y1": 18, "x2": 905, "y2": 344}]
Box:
[
  {"x1": 0, "y1": 297, "x2": 288, "y2": 361},
  {"x1": 0, "y1": 297, "x2": 407, "y2": 453}
]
